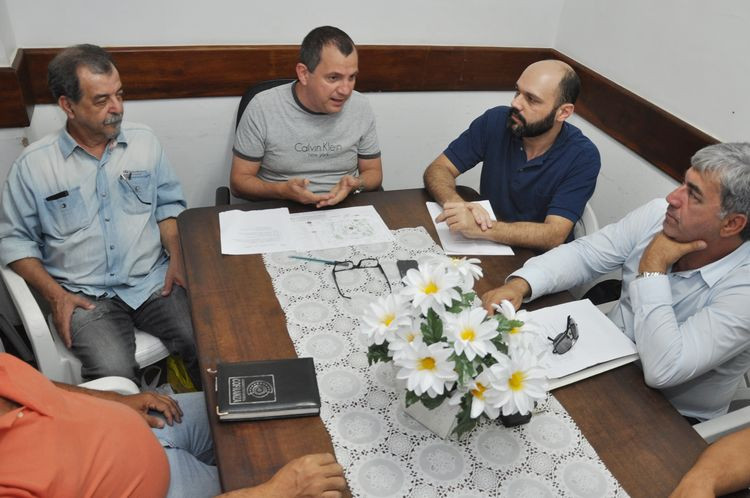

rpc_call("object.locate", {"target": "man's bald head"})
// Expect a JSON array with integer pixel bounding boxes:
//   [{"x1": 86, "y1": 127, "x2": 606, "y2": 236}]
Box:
[{"x1": 523, "y1": 60, "x2": 580, "y2": 108}]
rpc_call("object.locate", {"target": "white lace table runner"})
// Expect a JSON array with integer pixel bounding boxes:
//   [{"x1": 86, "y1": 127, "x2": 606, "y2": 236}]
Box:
[{"x1": 262, "y1": 227, "x2": 628, "y2": 497}]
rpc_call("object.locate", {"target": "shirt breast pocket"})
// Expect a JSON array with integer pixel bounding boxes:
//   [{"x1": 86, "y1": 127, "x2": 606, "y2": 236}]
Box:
[
  {"x1": 118, "y1": 170, "x2": 154, "y2": 214},
  {"x1": 43, "y1": 186, "x2": 90, "y2": 236}
]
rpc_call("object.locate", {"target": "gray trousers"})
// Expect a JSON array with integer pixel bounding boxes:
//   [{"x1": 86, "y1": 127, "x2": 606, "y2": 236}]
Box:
[{"x1": 70, "y1": 285, "x2": 201, "y2": 387}]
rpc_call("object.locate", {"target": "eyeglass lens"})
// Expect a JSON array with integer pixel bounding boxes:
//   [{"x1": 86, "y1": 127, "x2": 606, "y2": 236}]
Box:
[
  {"x1": 332, "y1": 258, "x2": 391, "y2": 299},
  {"x1": 548, "y1": 315, "x2": 578, "y2": 355}
]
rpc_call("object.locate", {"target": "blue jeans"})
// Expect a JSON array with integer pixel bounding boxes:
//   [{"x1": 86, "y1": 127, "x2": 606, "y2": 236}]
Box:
[
  {"x1": 70, "y1": 285, "x2": 201, "y2": 387},
  {"x1": 152, "y1": 392, "x2": 221, "y2": 498}
]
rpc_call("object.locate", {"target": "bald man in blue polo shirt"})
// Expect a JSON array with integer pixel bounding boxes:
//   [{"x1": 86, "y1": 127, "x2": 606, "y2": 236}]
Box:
[{"x1": 424, "y1": 60, "x2": 601, "y2": 251}]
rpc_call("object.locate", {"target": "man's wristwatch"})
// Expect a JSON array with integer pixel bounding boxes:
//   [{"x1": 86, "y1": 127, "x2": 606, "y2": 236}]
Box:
[
  {"x1": 352, "y1": 179, "x2": 365, "y2": 195},
  {"x1": 636, "y1": 271, "x2": 666, "y2": 279}
]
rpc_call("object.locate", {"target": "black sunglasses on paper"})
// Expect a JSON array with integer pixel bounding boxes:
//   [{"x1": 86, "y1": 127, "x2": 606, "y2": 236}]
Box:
[{"x1": 548, "y1": 315, "x2": 579, "y2": 355}]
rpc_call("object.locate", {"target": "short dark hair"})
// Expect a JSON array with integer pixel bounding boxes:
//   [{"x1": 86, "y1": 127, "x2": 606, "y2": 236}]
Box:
[
  {"x1": 299, "y1": 26, "x2": 355, "y2": 73},
  {"x1": 556, "y1": 67, "x2": 581, "y2": 107},
  {"x1": 48, "y1": 44, "x2": 116, "y2": 102}
]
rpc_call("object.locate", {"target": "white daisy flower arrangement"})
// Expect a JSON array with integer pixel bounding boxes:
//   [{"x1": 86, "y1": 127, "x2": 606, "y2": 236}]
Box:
[{"x1": 360, "y1": 258, "x2": 550, "y2": 438}]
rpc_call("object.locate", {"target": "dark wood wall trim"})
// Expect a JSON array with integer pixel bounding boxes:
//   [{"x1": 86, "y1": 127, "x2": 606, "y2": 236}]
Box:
[
  {"x1": 553, "y1": 51, "x2": 717, "y2": 181},
  {"x1": 2, "y1": 45, "x2": 718, "y2": 180},
  {"x1": 17, "y1": 46, "x2": 550, "y2": 103},
  {"x1": 0, "y1": 50, "x2": 32, "y2": 127}
]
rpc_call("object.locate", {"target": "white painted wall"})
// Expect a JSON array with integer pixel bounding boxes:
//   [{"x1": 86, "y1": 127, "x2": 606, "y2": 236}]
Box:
[
  {"x1": 556, "y1": 0, "x2": 750, "y2": 143},
  {"x1": 4, "y1": 0, "x2": 563, "y2": 48},
  {"x1": 0, "y1": 1, "x2": 15, "y2": 64}
]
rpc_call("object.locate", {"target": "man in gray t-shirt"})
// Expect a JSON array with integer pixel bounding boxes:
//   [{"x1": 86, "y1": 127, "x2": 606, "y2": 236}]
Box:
[{"x1": 231, "y1": 26, "x2": 383, "y2": 207}]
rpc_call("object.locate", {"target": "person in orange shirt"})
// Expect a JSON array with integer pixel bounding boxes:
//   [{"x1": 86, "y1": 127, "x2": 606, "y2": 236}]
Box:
[{"x1": 0, "y1": 353, "x2": 346, "y2": 497}]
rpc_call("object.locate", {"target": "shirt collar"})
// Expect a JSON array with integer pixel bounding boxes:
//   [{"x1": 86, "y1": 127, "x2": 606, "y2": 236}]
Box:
[
  {"x1": 677, "y1": 241, "x2": 750, "y2": 287},
  {"x1": 0, "y1": 353, "x2": 62, "y2": 418},
  {"x1": 58, "y1": 126, "x2": 128, "y2": 159},
  {"x1": 291, "y1": 81, "x2": 329, "y2": 116},
  {"x1": 511, "y1": 119, "x2": 573, "y2": 166}
]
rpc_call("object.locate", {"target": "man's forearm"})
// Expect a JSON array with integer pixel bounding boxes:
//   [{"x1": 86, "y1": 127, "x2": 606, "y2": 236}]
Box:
[
  {"x1": 358, "y1": 169, "x2": 382, "y2": 191},
  {"x1": 423, "y1": 162, "x2": 464, "y2": 205},
  {"x1": 157, "y1": 218, "x2": 182, "y2": 258},
  {"x1": 9, "y1": 257, "x2": 66, "y2": 304},
  {"x1": 230, "y1": 174, "x2": 290, "y2": 201},
  {"x1": 479, "y1": 220, "x2": 571, "y2": 251},
  {"x1": 672, "y1": 427, "x2": 750, "y2": 496}
]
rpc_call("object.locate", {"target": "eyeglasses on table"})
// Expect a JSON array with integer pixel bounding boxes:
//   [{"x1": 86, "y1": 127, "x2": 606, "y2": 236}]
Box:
[
  {"x1": 332, "y1": 258, "x2": 392, "y2": 299},
  {"x1": 548, "y1": 315, "x2": 579, "y2": 354}
]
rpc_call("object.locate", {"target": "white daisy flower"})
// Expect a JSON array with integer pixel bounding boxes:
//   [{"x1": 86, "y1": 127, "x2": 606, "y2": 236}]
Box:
[
  {"x1": 444, "y1": 308, "x2": 498, "y2": 361},
  {"x1": 489, "y1": 350, "x2": 548, "y2": 416},
  {"x1": 395, "y1": 340, "x2": 458, "y2": 397},
  {"x1": 467, "y1": 367, "x2": 505, "y2": 419},
  {"x1": 360, "y1": 293, "x2": 411, "y2": 346},
  {"x1": 493, "y1": 300, "x2": 544, "y2": 354},
  {"x1": 401, "y1": 263, "x2": 460, "y2": 315},
  {"x1": 388, "y1": 317, "x2": 424, "y2": 360},
  {"x1": 445, "y1": 256, "x2": 483, "y2": 292},
  {"x1": 493, "y1": 299, "x2": 528, "y2": 323}
]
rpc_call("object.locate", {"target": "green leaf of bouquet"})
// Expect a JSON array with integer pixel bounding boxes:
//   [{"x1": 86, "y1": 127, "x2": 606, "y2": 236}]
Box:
[
  {"x1": 366, "y1": 343, "x2": 390, "y2": 365},
  {"x1": 490, "y1": 335, "x2": 509, "y2": 355},
  {"x1": 447, "y1": 290, "x2": 477, "y2": 313},
  {"x1": 495, "y1": 317, "x2": 524, "y2": 333},
  {"x1": 452, "y1": 393, "x2": 479, "y2": 439},
  {"x1": 420, "y1": 392, "x2": 447, "y2": 410},
  {"x1": 422, "y1": 308, "x2": 444, "y2": 344},
  {"x1": 453, "y1": 417, "x2": 479, "y2": 439},
  {"x1": 453, "y1": 353, "x2": 477, "y2": 385},
  {"x1": 405, "y1": 390, "x2": 420, "y2": 407},
  {"x1": 462, "y1": 291, "x2": 476, "y2": 307},
  {"x1": 481, "y1": 353, "x2": 499, "y2": 367}
]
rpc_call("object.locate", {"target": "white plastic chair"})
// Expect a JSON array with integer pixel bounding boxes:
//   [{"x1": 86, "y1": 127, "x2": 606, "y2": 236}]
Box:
[
  {"x1": 694, "y1": 372, "x2": 750, "y2": 443},
  {"x1": 569, "y1": 203, "x2": 621, "y2": 313},
  {"x1": 0, "y1": 264, "x2": 169, "y2": 385},
  {"x1": 573, "y1": 201, "x2": 600, "y2": 241},
  {"x1": 79, "y1": 376, "x2": 141, "y2": 395}
]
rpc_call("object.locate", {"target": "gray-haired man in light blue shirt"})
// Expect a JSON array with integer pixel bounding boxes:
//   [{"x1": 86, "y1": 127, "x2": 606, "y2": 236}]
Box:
[
  {"x1": 483, "y1": 142, "x2": 750, "y2": 422},
  {"x1": 0, "y1": 44, "x2": 199, "y2": 386}
]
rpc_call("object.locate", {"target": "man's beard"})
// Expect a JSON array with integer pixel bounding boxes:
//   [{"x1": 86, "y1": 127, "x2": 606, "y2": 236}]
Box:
[{"x1": 506, "y1": 107, "x2": 557, "y2": 138}]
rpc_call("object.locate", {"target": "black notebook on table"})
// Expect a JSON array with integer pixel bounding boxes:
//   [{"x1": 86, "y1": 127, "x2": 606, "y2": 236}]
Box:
[{"x1": 215, "y1": 357, "x2": 321, "y2": 421}]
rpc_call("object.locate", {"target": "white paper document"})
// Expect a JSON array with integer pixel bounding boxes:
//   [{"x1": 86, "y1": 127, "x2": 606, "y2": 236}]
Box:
[
  {"x1": 528, "y1": 299, "x2": 639, "y2": 390},
  {"x1": 219, "y1": 205, "x2": 393, "y2": 255},
  {"x1": 219, "y1": 208, "x2": 296, "y2": 255},
  {"x1": 426, "y1": 201, "x2": 514, "y2": 256},
  {"x1": 289, "y1": 205, "x2": 393, "y2": 251}
]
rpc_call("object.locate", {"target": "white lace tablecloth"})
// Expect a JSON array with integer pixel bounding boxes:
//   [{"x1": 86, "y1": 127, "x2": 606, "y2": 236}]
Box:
[{"x1": 262, "y1": 227, "x2": 628, "y2": 497}]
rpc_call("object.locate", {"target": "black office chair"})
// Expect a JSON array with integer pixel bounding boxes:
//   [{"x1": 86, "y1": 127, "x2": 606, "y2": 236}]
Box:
[{"x1": 216, "y1": 78, "x2": 295, "y2": 206}]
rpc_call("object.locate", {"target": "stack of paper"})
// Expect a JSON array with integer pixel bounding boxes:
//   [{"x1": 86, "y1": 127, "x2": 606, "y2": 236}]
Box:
[
  {"x1": 219, "y1": 205, "x2": 394, "y2": 255},
  {"x1": 527, "y1": 299, "x2": 639, "y2": 390},
  {"x1": 426, "y1": 201, "x2": 514, "y2": 256}
]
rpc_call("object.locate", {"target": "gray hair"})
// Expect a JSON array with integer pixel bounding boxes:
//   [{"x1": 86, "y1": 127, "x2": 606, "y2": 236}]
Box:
[
  {"x1": 691, "y1": 142, "x2": 750, "y2": 240},
  {"x1": 48, "y1": 44, "x2": 116, "y2": 102}
]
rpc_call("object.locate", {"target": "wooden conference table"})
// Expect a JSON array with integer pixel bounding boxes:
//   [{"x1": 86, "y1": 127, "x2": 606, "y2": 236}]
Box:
[{"x1": 179, "y1": 187, "x2": 710, "y2": 498}]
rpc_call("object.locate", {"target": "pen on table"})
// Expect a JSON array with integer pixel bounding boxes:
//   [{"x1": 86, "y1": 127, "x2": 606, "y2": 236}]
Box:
[{"x1": 289, "y1": 255, "x2": 338, "y2": 265}]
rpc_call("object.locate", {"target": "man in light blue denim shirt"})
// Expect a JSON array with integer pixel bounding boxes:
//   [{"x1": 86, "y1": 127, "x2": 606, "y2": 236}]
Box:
[{"x1": 0, "y1": 44, "x2": 199, "y2": 386}]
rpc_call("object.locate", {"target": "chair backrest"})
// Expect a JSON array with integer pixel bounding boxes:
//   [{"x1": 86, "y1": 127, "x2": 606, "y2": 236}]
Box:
[
  {"x1": 0, "y1": 264, "x2": 168, "y2": 384},
  {"x1": 574, "y1": 202, "x2": 599, "y2": 240},
  {"x1": 217, "y1": 78, "x2": 297, "y2": 206},
  {"x1": 568, "y1": 203, "x2": 623, "y2": 307},
  {"x1": 235, "y1": 78, "x2": 295, "y2": 130}
]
